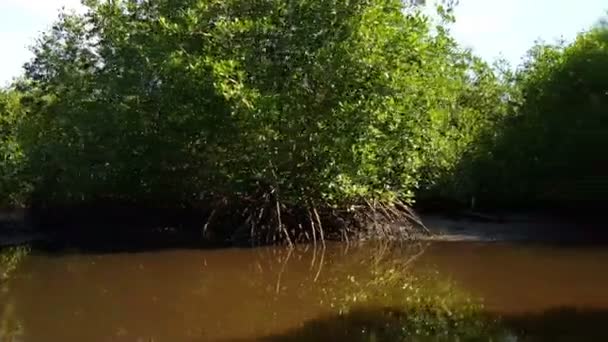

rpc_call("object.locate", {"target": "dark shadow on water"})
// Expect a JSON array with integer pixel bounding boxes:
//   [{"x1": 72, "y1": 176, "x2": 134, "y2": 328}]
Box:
[
  {"x1": 19, "y1": 204, "x2": 245, "y2": 254},
  {"x1": 28, "y1": 230, "x2": 230, "y2": 255},
  {"x1": 7, "y1": 198, "x2": 608, "y2": 255},
  {"x1": 222, "y1": 306, "x2": 608, "y2": 341},
  {"x1": 20, "y1": 229, "x2": 608, "y2": 257},
  {"x1": 502, "y1": 307, "x2": 608, "y2": 341}
]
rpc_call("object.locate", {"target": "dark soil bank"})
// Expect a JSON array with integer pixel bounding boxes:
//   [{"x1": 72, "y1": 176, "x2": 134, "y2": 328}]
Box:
[
  {"x1": 422, "y1": 210, "x2": 608, "y2": 243},
  {"x1": 2, "y1": 203, "x2": 608, "y2": 250}
]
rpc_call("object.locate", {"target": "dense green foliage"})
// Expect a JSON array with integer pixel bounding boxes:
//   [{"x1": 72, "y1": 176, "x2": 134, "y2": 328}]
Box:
[
  {"x1": 497, "y1": 25, "x2": 608, "y2": 205},
  {"x1": 0, "y1": 90, "x2": 28, "y2": 207},
  {"x1": 430, "y1": 22, "x2": 608, "y2": 208},
  {"x1": 21, "y1": 0, "x2": 455, "y2": 206},
  {"x1": 9, "y1": 1, "x2": 496, "y2": 209},
  {"x1": 0, "y1": 1, "x2": 607, "y2": 231}
]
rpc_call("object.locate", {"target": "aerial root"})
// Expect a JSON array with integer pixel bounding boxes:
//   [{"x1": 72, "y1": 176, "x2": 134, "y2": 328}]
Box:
[
  {"x1": 275, "y1": 198, "x2": 293, "y2": 248},
  {"x1": 208, "y1": 194, "x2": 429, "y2": 245},
  {"x1": 312, "y1": 206, "x2": 326, "y2": 248},
  {"x1": 203, "y1": 208, "x2": 216, "y2": 237},
  {"x1": 307, "y1": 208, "x2": 317, "y2": 248},
  {"x1": 395, "y1": 199, "x2": 431, "y2": 235}
]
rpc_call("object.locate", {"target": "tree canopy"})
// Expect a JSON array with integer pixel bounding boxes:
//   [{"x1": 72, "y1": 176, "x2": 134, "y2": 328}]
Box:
[
  {"x1": 1, "y1": 1, "x2": 606, "y2": 239},
  {"x1": 14, "y1": 0, "x2": 487, "y2": 206},
  {"x1": 434, "y1": 22, "x2": 608, "y2": 209}
]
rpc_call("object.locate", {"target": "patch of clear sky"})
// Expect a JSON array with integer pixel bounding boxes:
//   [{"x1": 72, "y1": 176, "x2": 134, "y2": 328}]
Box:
[{"x1": 1, "y1": 0, "x2": 606, "y2": 85}]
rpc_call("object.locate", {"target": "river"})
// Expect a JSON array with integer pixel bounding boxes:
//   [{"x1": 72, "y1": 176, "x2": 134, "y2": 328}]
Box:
[{"x1": 1, "y1": 241, "x2": 608, "y2": 341}]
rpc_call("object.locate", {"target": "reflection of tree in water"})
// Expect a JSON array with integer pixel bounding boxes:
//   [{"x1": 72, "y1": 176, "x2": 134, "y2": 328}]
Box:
[
  {"x1": 0, "y1": 247, "x2": 28, "y2": 341},
  {"x1": 236, "y1": 242, "x2": 512, "y2": 340},
  {"x1": 250, "y1": 307, "x2": 608, "y2": 341},
  {"x1": 215, "y1": 242, "x2": 513, "y2": 341},
  {"x1": 245, "y1": 243, "x2": 608, "y2": 341},
  {"x1": 4, "y1": 244, "x2": 608, "y2": 341},
  {"x1": 313, "y1": 243, "x2": 512, "y2": 340},
  {"x1": 0, "y1": 247, "x2": 28, "y2": 281},
  {"x1": 0, "y1": 298, "x2": 24, "y2": 342}
]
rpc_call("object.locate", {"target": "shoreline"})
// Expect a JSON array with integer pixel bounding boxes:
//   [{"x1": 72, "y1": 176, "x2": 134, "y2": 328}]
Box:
[
  {"x1": 422, "y1": 211, "x2": 608, "y2": 243},
  {"x1": 2, "y1": 209, "x2": 607, "y2": 249}
]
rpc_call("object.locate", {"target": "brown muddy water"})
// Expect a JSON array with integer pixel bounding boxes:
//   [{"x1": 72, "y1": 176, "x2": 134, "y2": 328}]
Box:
[{"x1": 2, "y1": 241, "x2": 608, "y2": 341}]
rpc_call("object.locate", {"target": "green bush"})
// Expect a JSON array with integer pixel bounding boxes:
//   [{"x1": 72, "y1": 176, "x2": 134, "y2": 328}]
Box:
[
  {"x1": 8, "y1": 1, "x2": 606, "y2": 232},
  {"x1": 0, "y1": 90, "x2": 28, "y2": 207},
  {"x1": 459, "y1": 24, "x2": 608, "y2": 208},
  {"x1": 12, "y1": 0, "x2": 501, "y2": 234}
]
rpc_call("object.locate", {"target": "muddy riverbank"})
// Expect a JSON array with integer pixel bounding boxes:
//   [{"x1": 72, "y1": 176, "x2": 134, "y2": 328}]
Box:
[
  {"x1": 424, "y1": 211, "x2": 608, "y2": 243},
  {"x1": 1, "y1": 208, "x2": 606, "y2": 248}
]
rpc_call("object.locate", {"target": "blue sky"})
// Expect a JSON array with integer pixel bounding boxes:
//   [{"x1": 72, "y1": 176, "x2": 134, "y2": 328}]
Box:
[
  {"x1": 0, "y1": 0, "x2": 606, "y2": 86},
  {"x1": 449, "y1": 0, "x2": 606, "y2": 66}
]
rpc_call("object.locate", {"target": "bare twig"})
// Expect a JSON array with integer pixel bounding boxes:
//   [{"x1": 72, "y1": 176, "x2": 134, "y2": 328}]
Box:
[
  {"x1": 361, "y1": 209, "x2": 382, "y2": 238},
  {"x1": 310, "y1": 242, "x2": 317, "y2": 271},
  {"x1": 203, "y1": 209, "x2": 216, "y2": 236},
  {"x1": 385, "y1": 203, "x2": 403, "y2": 220},
  {"x1": 251, "y1": 207, "x2": 266, "y2": 246},
  {"x1": 276, "y1": 198, "x2": 293, "y2": 248},
  {"x1": 245, "y1": 211, "x2": 255, "y2": 247},
  {"x1": 249, "y1": 223, "x2": 255, "y2": 246},
  {"x1": 395, "y1": 199, "x2": 431, "y2": 235},
  {"x1": 301, "y1": 224, "x2": 310, "y2": 243},
  {"x1": 378, "y1": 203, "x2": 395, "y2": 220},
  {"x1": 307, "y1": 208, "x2": 317, "y2": 248},
  {"x1": 343, "y1": 226, "x2": 350, "y2": 245},
  {"x1": 362, "y1": 200, "x2": 389, "y2": 239},
  {"x1": 312, "y1": 207, "x2": 326, "y2": 248},
  {"x1": 375, "y1": 199, "x2": 393, "y2": 237}
]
